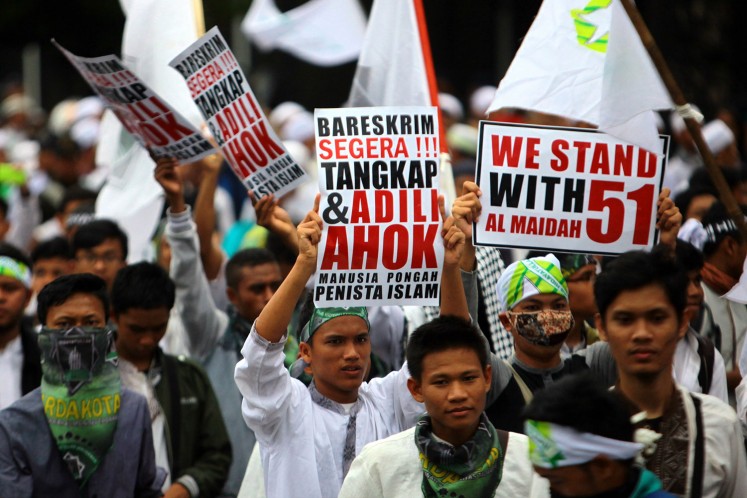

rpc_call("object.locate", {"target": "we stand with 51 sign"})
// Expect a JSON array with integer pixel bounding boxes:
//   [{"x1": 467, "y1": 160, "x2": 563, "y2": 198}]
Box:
[{"x1": 474, "y1": 122, "x2": 669, "y2": 255}]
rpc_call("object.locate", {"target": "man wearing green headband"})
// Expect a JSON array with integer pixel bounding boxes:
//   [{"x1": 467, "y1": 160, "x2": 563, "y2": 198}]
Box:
[
  {"x1": 0, "y1": 273, "x2": 163, "y2": 496},
  {"x1": 234, "y1": 196, "x2": 471, "y2": 498},
  {"x1": 0, "y1": 243, "x2": 40, "y2": 410}
]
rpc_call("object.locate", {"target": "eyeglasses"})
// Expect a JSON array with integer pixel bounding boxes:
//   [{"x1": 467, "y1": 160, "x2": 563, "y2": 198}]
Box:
[
  {"x1": 246, "y1": 281, "x2": 282, "y2": 294},
  {"x1": 76, "y1": 252, "x2": 124, "y2": 265}
]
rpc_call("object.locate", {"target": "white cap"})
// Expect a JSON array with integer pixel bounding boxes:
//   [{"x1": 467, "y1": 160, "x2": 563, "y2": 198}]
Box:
[
  {"x1": 71, "y1": 117, "x2": 101, "y2": 149},
  {"x1": 282, "y1": 140, "x2": 311, "y2": 168},
  {"x1": 280, "y1": 111, "x2": 315, "y2": 143},
  {"x1": 269, "y1": 102, "x2": 306, "y2": 131},
  {"x1": 8, "y1": 140, "x2": 40, "y2": 174},
  {"x1": 48, "y1": 99, "x2": 79, "y2": 135},
  {"x1": 446, "y1": 123, "x2": 478, "y2": 156},
  {"x1": 438, "y1": 93, "x2": 464, "y2": 121},
  {"x1": 74, "y1": 96, "x2": 105, "y2": 122},
  {"x1": 702, "y1": 119, "x2": 734, "y2": 155},
  {"x1": 469, "y1": 85, "x2": 496, "y2": 118},
  {"x1": 0, "y1": 94, "x2": 39, "y2": 119}
]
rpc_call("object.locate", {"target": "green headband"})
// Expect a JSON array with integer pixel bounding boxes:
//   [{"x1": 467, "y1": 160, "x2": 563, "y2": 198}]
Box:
[
  {"x1": 300, "y1": 306, "x2": 370, "y2": 343},
  {"x1": 0, "y1": 256, "x2": 31, "y2": 288}
]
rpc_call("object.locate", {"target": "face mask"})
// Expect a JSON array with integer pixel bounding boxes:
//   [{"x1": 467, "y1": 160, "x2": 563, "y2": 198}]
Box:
[
  {"x1": 39, "y1": 326, "x2": 121, "y2": 487},
  {"x1": 506, "y1": 310, "x2": 574, "y2": 346}
]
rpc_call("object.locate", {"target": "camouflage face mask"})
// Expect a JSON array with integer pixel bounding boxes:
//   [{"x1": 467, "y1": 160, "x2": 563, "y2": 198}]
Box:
[{"x1": 506, "y1": 310, "x2": 574, "y2": 346}]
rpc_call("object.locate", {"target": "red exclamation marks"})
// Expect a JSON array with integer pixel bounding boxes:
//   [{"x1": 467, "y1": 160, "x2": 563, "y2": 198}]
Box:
[
  {"x1": 431, "y1": 137, "x2": 437, "y2": 157},
  {"x1": 416, "y1": 137, "x2": 422, "y2": 157}
]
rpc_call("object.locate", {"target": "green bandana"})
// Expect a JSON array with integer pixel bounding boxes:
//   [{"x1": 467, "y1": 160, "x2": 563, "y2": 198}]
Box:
[
  {"x1": 497, "y1": 254, "x2": 568, "y2": 310},
  {"x1": 414, "y1": 414, "x2": 504, "y2": 498},
  {"x1": 0, "y1": 255, "x2": 31, "y2": 287},
  {"x1": 39, "y1": 326, "x2": 121, "y2": 487},
  {"x1": 299, "y1": 306, "x2": 369, "y2": 343}
]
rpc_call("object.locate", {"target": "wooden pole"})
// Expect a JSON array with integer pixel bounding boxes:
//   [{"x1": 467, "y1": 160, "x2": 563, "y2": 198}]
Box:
[{"x1": 620, "y1": 0, "x2": 747, "y2": 239}]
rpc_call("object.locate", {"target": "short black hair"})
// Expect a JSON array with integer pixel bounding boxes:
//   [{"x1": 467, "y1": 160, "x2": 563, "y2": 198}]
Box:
[
  {"x1": 225, "y1": 248, "x2": 277, "y2": 289},
  {"x1": 0, "y1": 242, "x2": 32, "y2": 269},
  {"x1": 31, "y1": 236, "x2": 72, "y2": 264},
  {"x1": 594, "y1": 248, "x2": 687, "y2": 323},
  {"x1": 72, "y1": 219, "x2": 128, "y2": 261},
  {"x1": 37, "y1": 273, "x2": 109, "y2": 325},
  {"x1": 59, "y1": 185, "x2": 97, "y2": 214},
  {"x1": 406, "y1": 315, "x2": 489, "y2": 382},
  {"x1": 522, "y1": 373, "x2": 634, "y2": 443},
  {"x1": 111, "y1": 262, "x2": 175, "y2": 315},
  {"x1": 675, "y1": 239, "x2": 704, "y2": 274}
]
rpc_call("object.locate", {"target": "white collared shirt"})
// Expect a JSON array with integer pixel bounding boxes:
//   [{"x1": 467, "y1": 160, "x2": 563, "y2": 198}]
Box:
[{"x1": 0, "y1": 335, "x2": 23, "y2": 410}]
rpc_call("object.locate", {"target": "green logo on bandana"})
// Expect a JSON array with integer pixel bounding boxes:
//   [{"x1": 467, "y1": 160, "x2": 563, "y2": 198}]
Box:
[
  {"x1": 571, "y1": 0, "x2": 612, "y2": 53},
  {"x1": 526, "y1": 420, "x2": 565, "y2": 468}
]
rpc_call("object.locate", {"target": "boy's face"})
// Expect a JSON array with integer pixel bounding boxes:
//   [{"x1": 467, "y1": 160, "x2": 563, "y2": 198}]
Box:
[
  {"x1": 407, "y1": 347, "x2": 491, "y2": 446},
  {"x1": 499, "y1": 293, "x2": 570, "y2": 359},
  {"x1": 0, "y1": 275, "x2": 31, "y2": 330},
  {"x1": 45, "y1": 292, "x2": 106, "y2": 328},
  {"x1": 227, "y1": 263, "x2": 282, "y2": 322},
  {"x1": 113, "y1": 307, "x2": 170, "y2": 368},
  {"x1": 300, "y1": 315, "x2": 370, "y2": 404},
  {"x1": 566, "y1": 264, "x2": 597, "y2": 319},
  {"x1": 32, "y1": 257, "x2": 73, "y2": 295},
  {"x1": 596, "y1": 283, "x2": 686, "y2": 379},
  {"x1": 74, "y1": 238, "x2": 126, "y2": 290}
]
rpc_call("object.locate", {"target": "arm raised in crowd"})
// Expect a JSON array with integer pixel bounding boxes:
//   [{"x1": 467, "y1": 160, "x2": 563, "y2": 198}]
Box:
[
  {"x1": 656, "y1": 187, "x2": 682, "y2": 256},
  {"x1": 252, "y1": 192, "x2": 299, "y2": 254},
  {"x1": 438, "y1": 196, "x2": 470, "y2": 321},
  {"x1": 253, "y1": 195, "x2": 320, "y2": 343},
  {"x1": 192, "y1": 153, "x2": 226, "y2": 281}
]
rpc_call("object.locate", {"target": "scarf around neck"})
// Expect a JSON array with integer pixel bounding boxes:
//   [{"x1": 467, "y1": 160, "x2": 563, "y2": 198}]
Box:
[
  {"x1": 39, "y1": 326, "x2": 121, "y2": 487},
  {"x1": 701, "y1": 262, "x2": 738, "y2": 296},
  {"x1": 414, "y1": 413, "x2": 504, "y2": 498}
]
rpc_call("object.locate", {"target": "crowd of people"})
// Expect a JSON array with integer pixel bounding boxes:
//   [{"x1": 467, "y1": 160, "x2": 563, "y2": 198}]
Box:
[{"x1": 1, "y1": 77, "x2": 747, "y2": 498}]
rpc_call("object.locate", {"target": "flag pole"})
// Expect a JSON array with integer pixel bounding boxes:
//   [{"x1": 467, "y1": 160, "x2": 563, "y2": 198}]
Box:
[
  {"x1": 619, "y1": 0, "x2": 747, "y2": 239},
  {"x1": 412, "y1": 0, "x2": 457, "y2": 205},
  {"x1": 193, "y1": 0, "x2": 206, "y2": 36}
]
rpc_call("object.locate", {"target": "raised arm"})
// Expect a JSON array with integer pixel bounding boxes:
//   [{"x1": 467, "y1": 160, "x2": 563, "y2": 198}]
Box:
[
  {"x1": 656, "y1": 187, "x2": 682, "y2": 256},
  {"x1": 252, "y1": 192, "x2": 299, "y2": 253},
  {"x1": 254, "y1": 195, "x2": 320, "y2": 343},
  {"x1": 192, "y1": 153, "x2": 226, "y2": 281},
  {"x1": 451, "y1": 181, "x2": 482, "y2": 273},
  {"x1": 438, "y1": 197, "x2": 470, "y2": 320}
]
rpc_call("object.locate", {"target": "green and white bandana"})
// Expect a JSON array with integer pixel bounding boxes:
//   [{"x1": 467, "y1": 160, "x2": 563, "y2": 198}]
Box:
[
  {"x1": 39, "y1": 326, "x2": 121, "y2": 487},
  {"x1": 0, "y1": 255, "x2": 31, "y2": 287},
  {"x1": 497, "y1": 254, "x2": 568, "y2": 310},
  {"x1": 525, "y1": 419, "x2": 643, "y2": 469},
  {"x1": 299, "y1": 306, "x2": 369, "y2": 343}
]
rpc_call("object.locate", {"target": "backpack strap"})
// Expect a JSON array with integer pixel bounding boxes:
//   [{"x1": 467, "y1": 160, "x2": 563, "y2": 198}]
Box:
[
  {"x1": 162, "y1": 354, "x2": 182, "y2": 474},
  {"x1": 694, "y1": 333, "x2": 715, "y2": 394},
  {"x1": 497, "y1": 429, "x2": 509, "y2": 456},
  {"x1": 503, "y1": 360, "x2": 533, "y2": 405},
  {"x1": 689, "y1": 393, "x2": 705, "y2": 498}
]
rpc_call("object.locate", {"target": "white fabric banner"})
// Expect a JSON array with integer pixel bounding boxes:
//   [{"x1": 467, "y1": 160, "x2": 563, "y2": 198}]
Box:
[
  {"x1": 242, "y1": 0, "x2": 366, "y2": 67},
  {"x1": 487, "y1": 0, "x2": 672, "y2": 153}
]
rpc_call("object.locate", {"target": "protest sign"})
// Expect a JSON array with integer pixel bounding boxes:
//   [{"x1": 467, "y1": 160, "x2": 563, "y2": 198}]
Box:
[
  {"x1": 53, "y1": 41, "x2": 216, "y2": 162},
  {"x1": 169, "y1": 26, "x2": 307, "y2": 198},
  {"x1": 314, "y1": 106, "x2": 442, "y2": 307},
  {"x1": 474, "y1": 122, "x2": 668, "y2": 255}
]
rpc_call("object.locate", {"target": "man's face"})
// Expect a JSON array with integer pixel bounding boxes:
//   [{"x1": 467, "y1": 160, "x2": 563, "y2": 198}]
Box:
[
  {"x1": 0, "y1": 275, "x2": 31, "y2": 331},
  {"x1": 45, "y1": 292, "x2": 106, "y2": 328},
  {"x1": 500, "y1": 293, "x2": 570, "y2": 360},
  {"x1": 300, "y1": 315, "x2": 371, "y2": 404},
  {"x1": 685, "y1": 269, "x2": 704, "y2": 320},
  {"x1": 74, "y1": 238, "x2": 126, "y2": 290},
  {"x1": 31, "y1": 257, "x2": 73, "y2": 296},
  {"x1": 533, "y1": 459, "x2": 611, "y2": 496},
  {"x1": 407, "y1": 347, "x2": 491, "y2": 446},
  {"x1": 566, "y1": 264, "x2": 598, "y2": 320},
  {"x1": 596, "y1": 283, "x2": 686, "y2": 379},
  {"x1": 227, "y1": 263, "x2": 282, "y2": 322},
  {"x1": 113, "y1": 307, "x2": 169, "y2": 367}
]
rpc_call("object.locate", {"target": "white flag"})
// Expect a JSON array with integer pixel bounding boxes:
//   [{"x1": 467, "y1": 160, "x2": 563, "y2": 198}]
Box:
[
  {"x1": 347, "y1": 0, "x2": 431, "y2": 107},
  {"x1": 242, "y1": 0, "x2": 366, "y2": 67},
  {"x1": 96, "y1": 0, "x2": 203, "y2": 262},
  {"x1": 488, "y1": 0, "x2": 672, "y2": 153}
]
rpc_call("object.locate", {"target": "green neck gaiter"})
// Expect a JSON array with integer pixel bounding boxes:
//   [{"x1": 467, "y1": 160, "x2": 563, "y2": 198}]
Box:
[{"x1": 39, "y1": 326, "x2": 121, "y2": 487}]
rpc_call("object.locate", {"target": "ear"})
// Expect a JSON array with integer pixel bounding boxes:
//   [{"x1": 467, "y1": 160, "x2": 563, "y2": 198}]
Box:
[
  {"x1": 483, "y1": 364, "x2": 492, "y2": 393},
  {"x1": 299, "y1": 341, "x2": 312, "y2": 364},
  {"x1": 407, "y1": 377, "x2": 425, "y2": 403},
  {"x1": 226, "y1": 286, "x2": 238, "y2": 306},
  {"x1": 498, "y1": 311, "x2": 512, "y2": 331},
  {"x1": 594, "y1": 312, "x2": 607, "y2": 341}
]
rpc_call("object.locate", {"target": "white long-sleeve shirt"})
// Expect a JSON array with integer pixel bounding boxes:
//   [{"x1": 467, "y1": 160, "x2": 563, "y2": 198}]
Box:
[{"x1": 234, "y1": 326, "x2": 424, "y2": 498}]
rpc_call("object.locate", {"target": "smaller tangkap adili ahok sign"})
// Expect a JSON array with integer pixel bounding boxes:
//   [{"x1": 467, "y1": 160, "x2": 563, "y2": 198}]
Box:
[
  {"x1": 169, "y1": 26, "x2": 308, "y2": 199},
  {"x1": 313, "y1": 106, "x2": 443, "y2": 307},
  {"x1": 52, "y1": 41, "x2": 217, "y2": 162},
  {"x1": 474, "y1": 122, "x2": 669, "y2": 256}
]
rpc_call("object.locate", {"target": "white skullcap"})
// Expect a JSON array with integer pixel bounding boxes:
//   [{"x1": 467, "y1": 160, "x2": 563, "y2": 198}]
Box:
[
  {"x1": 282, "y1": 140, "x2": 311, "y2": 167},
  {"x1": 269, "y1": 101, "x2": 306, "y2": 131},
  {"x1": 677, "y1": 218, "x2": 707, "y2": 251},
  {"x1": 74, "y1": 96, "x2": 105, "y2": 122},
  {"x1": 0, "y1": 94, "x2": 38, "y2": 119},
  {"x1": 280, "y1": 111, "x2": 315, "y2": 143},
  {"x1": 438, "y1": 93, "x2": 464, "y2": 121},
  {"x1": 703, "y1": 119, "x2": 734, "y2": 155},
  {"x1": 48, "y1": 99, "x2": 79, "y2": 135},
  {"x1": 8, "y1": 140, "x2": 40, "y2": 174},
  {"x1": 669, "y1": 104, "x2": 702, "y2": 135},
  {"x1": 71, "y1": 117, "x2": 101, "y2": 149},
  {"x1": 469, "y1": 85, "x2": 497, "y2": 118},
  {"x1": 446, "y1": 123, "x2": 478, "y2": 156}
]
